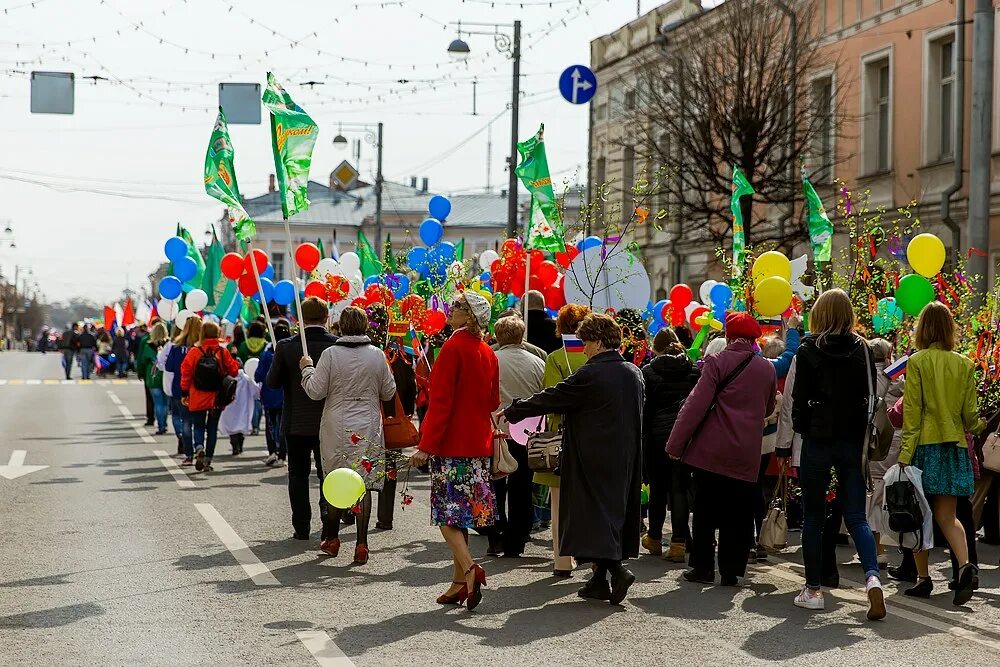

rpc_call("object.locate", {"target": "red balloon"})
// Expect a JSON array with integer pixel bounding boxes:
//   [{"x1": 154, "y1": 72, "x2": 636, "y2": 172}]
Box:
[
  {"x1": 500, "y1": 239, "x2": 520, "y2": 256},
  {"x1": 239, "y1": 271, "x2": 260, "y2": 297},
  {"x1": 660, "y1": 300, "x2": 685, "y2": 327},
  {"x1": 528, "y1": 250, "x2": 545, "y2": 272},
  {"x1": 325, "y1": 275, "x2": 350, "y2": 303},
  {"x1": 364, "y1": 283, "x2": 394, "y2": 307},
  {"x1": 349, "y1": 297, "x2": 368, "y2": 308},
  {"x1": 295, "y1": 243, "x2": 321, "y2": 272},
  {"x1": 555, "y1": 246, "x2": 579, "y2": 269},
  {"x1": 536, "y1": 260, "x2": 559, "y2": 286},
  {"x1": 244, "y1": 249, "x2": 268, "y2": 275},
  {"x1": 220, "y1": 252, "x2": 244, "y2": 281},
  {"x1": 422, "y1": 309, "x2": 447, "y2": 335},
  {"x1": 304, "y1": 280, "x2": 326, "y2": 299},
  {"x1": 510, "y1": 265, "x2": 527, "y2": 298},
  {"x1": 544, "y1": 283, "x2": 566, "y2": 310},
  {"x1": 669, "y1": 284, "x2": 693, "y2": 310},
  {"x1": 399, "y1": 294, "x2": 425, "y2": 318},
  {"x1": 688, "y1": 305, "x2": 710, "y2": 332}
]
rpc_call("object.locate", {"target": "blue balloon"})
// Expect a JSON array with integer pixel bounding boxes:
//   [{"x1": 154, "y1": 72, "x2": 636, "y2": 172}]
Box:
[
  {"x1": 648, "y1": 320, "x2": 665, "y2": 335},
  {"x1": 578, "y1": 235, "x2": 602, "y2": 251},
  {"x1": 545, "y1": 308, "x2": 558, "y2": 319},
  {"x1": 159, "y1": 276, "x2": 182, "y2": 300},
  {"x1": 407, "y1": 246, "x2": 429, "y2": 272},
  {"x1": 710, "y1": 283, "x2": 733, "y2": 309},
  {"x1": 173, "y1": 256, "x2": 197, "y2": 282},
  {"x1": 713, "y1": 305, "x2": 727, "y2": 322},
  {"x1": 419, "y1": 218, "x2": 444, "y2": 246},
  {"x1": 428, "y1": 195, "x2": 452, "y2": 221},
  {"x1": 262, "y1": 264, "x2": 275, "y2": 280},
  {"x1": 364, "y1": 276, "x2": 382, "y2": 289},
  {"x1": 273, "y1": 280, "x2": 296, "y2": 306},
  {"x1": 437, "y1": 241, "x2": 456, "y2": 264},
  {"x1": 252, "y1": 277, "x2": 275, "y2": 303},
  {"x1": 506, "y1": 294, "x2": 518, "y2": 308},
  {"x1": 652, "y1": 299, "x2": 669, "y2": 324},
  {"x1": 392, "y1": 274, "x2": 411, "y2": 299},
  {"x1": 164, "y1": 236, "x2": 188, "y2": 262}
]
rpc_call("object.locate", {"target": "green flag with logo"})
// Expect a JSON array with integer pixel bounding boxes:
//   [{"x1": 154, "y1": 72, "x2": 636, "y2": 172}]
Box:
[
  {"x1": 514, "y1": 124, "x2": 566, "y2": 252},
  {"x1": 730, "y1": 165, "x2": 755, "y2": 268},
  {"x1": 262, "y1": 72, "x2": 319, "y2": 218},
  {"x1": 179, "y1": 226, "x2": 206, "y2": 291},
  {"x1": 802, "y1": 167, "x2": 833, "y2": 263},
  {"x1": 204, "y1": 107, "x2": 254, "y2": 242},
  {"x1": 316, "y1": 238, "x2": 326, "y2": 259},
  {"x1": 357, "y1": 229, "x2": 383, "y2": 278},
  {"x1": 202, "y1": 228, "x2": 225, "y2": 309}
]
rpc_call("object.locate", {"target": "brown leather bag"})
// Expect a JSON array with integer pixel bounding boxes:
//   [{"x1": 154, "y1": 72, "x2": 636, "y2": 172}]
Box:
[{"x1": 383, "y1": 392, "x2": 420, "y2": 450}]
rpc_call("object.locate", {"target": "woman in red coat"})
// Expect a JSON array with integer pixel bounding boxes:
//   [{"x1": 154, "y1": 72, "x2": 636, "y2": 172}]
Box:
[
  {"x1": 410, "y1": 291, "x2": 499, "y2": 611},
  {"x1": 180, "y1": 321, "x2": 239, "y2": 472}
]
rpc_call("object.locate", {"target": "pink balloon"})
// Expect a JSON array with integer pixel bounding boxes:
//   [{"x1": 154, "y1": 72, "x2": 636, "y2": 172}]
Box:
[{"x1": 508, "y1": 416, "x2": 544, "y2": 445}]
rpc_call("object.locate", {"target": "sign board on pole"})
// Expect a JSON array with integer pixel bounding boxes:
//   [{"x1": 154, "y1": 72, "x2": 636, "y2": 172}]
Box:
[
  {"x1": 558, "y1": 65, "x2": 597, "y2": 105},
  {"x1": 30, "y1": 72, "x2": 74, "y2": 114},
  {"x1": 219, "y1": 83, "x2": 262, "y2": 124},
  {"x1": 331, "y1": 160, "x2": 359, "y2": 190}
]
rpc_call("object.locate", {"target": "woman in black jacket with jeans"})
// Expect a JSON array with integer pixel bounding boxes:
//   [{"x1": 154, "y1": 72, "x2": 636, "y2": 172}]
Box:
[{"x1": 641, "y1": 328, "x2": 700, "y2": 562}]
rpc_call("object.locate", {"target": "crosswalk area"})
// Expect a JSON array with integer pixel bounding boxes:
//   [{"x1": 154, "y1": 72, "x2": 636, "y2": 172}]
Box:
[{"x1": 0, "y1": 378, "x2": 145, "y2": 386}]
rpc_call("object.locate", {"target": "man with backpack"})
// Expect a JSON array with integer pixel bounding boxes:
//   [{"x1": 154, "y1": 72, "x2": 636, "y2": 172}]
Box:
[
  {"x1": 180, "y1": 321, "x2": 240, "y2": 472},
  {"x1": 266, "y1": 297, "x2": 338, "y2": 542}
]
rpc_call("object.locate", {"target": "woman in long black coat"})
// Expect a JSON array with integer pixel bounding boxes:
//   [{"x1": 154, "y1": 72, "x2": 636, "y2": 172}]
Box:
[{"x1": 503, "y1": 314, "x2": 644, "y2": 605}]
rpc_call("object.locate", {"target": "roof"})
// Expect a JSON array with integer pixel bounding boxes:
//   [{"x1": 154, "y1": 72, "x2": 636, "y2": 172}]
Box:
[{"x1": 243, "y1": 180, "x2": 365, "y2": 227}]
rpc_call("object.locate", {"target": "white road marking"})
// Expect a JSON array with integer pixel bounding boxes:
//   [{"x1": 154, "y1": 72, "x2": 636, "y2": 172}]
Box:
[
  {"x1": 0, "y1": 450, "x2": 49, "y2": 480},
  {"x1": 296, "y1": 630, "x2": 357, "y2": 667},
  {"x1": 153, "y1": 450, "x2": 195, "y2": 489},
  {"x1": 194, "y1": 503, "x2": 280, "y2": 586},
  {"x1": 25, "y1": 379, "x2": 41, "y2": 385},
  {"x1": 0, "y1": 379, "x2": 7, "y2": 385},
  {"x1": 132, "y1": 424, "x2": 156, "y2": 444},
  {"x1": 106, "y1": 390, "x2": 121, "y2": 405},
  {"x1": 117, "y1": 403, "x2": 134, "y2": 419}
]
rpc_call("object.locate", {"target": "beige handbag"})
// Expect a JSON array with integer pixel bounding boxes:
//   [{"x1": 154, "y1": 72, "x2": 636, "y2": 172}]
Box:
[
  {"x1": 759, "y1": 472, "x2": 788, "y2": 552},
  {"x1": 982, "y1": 430, "x2": 1000, "y2": 473},
  {"x1": 491, "y1": 415, "x2": 518, "y2": 479}
]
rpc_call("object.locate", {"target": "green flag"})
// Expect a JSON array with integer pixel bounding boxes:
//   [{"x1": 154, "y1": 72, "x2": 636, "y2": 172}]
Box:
[
  {"x1": 456, "y1": 238, "x2": 465, "y2": 262},
  {"x1": 241, "y1": 297, "x2": 261, "y2": 324},
  {"x1": 202, "y1": 228, "x2": 225, "y2": 309},
  {"x1": 802, "y1": 167, "x2": 833, "y2": 263},
  {"x1": 514, "y1": 124, "x2": 566, "y2": 252},
  {"x1": 262, "y1": 72, "x2": 319, "y2": 218},
  {"x1": 179, "y1": 227, "x2": 206, "y2": 290},
  {"x1": 316, "y1": 238, "x2": 326, "y2": 259},
  {"x1": 384, "y1": 233, "x2": 398, "y2": 274},
  {"x1": 204, "y1": 107, "x2": 254, "y2": 242},
  {"x1": 730, "y1": 165, "x2": 755, "y2": 268},
  {"x1": 357, "y1": 229, "x2": 383, "y2": 278}
]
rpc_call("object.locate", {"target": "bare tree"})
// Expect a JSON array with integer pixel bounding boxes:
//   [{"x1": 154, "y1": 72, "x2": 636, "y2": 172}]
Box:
[{"x1": 621, "y1": 0, "x2": 847, "y2": 251}]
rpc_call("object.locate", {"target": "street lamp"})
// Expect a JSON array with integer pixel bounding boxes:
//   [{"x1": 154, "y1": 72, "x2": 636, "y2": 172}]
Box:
[
  {"x1": 446, "y1": 20, "x2": 522, "y2": 239},
  {"x1": 333, "y1": 122, "x2": 385, "y2": 251}
]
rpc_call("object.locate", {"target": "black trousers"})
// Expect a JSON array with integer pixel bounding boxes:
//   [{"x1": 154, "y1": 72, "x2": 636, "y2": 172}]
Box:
[
  {"x1": 144, "y1": 381, "x2": 154, "y2": 424},
  {"x1": 754, "y1": 455, "x2": 773, "y2": 545},
  {"x1": 690, "y1": 469, "x2": 756, "y2": 578},
  {"x1": 285, "y1": 434, "x2": 331, "y2": 540},
  {"x1": 488, "y1": 440, "x2": 533, "y2": 554},
  {"x1": 645, "y1": 442, "x2": 669, "y2": 541},
  {"x1": 669, "y1": 463, "x2": 694, "y2": 544},
  {"x1": 377, "y1": 455, "x2": 398, "y2": 528}
]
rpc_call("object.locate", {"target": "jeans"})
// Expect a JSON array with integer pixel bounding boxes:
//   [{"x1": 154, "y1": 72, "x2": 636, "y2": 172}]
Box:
[
  {"x1": 286, "y1": 433, "x2": 332, "y2": 539},
  {"x1": 252, "y1": 399, "x2": 262, "y2": 432},
  {"x1": 61, "y1": 349, "x2": 75, "y2": 379},
  {"x1": 116, "y1": 357, "x2": 128, "y2": 377},
  {"x1": 690, "y1": 468, "x2": 756, "y2": 578},
  {"x1": 264, "y1": 407, "x2": 285, "y2": 457},
  {"x1": 171, "y1": 397, "x2": 193, "y2": 458},
  {"x1": 149, "y1": 387, "x2": 168, "y2": 432},
  {"x1": 79, "y1": 348, "x2": 94, "y2": 379},
  {"x1": 191, "y1": 409, "x2": 221, "y2": 460},
  {"x1": 800, "y1": 438, "x2": 880, "y2": 588}
]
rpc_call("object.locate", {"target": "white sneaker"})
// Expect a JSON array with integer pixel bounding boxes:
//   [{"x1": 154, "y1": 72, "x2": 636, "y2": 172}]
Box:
[
  {"x1": 274, "y1": 457, "x2": 286, "y2": 467},
  {"x1": 264, "y1": 453, "x2": 278, "y2": 466},
  {"x1": 866, "y1": 575, "x2": 886, "y2": 621},
  {"x1": 794, "y1": 586, "x2": 825, "y2": 610}
]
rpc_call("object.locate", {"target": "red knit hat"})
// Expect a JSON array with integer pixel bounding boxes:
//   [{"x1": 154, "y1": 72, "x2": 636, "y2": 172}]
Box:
[{"x1": 725, "y1": 312, "x2": 762, "y2": 340}]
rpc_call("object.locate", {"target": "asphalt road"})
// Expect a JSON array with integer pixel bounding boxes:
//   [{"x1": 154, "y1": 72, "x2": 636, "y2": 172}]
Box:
[{"x1": 2, "y1": 349, "x2": 1000, "y2": 666}]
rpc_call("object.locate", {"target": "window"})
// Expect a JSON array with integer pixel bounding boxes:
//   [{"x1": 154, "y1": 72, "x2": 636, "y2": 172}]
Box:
[
  {"x1": 624, "y1": 90, "x2": 636, "y2": 110},
  {"x1": 862, "y1": 53, "x2": 892, "y2": 174},
  {"x1": 811, "y1": 75, "x2": 835, "y2": 181},
  {"x1": 271, "y1": 252, "x2": 285, "y2": 281},
  {"x1": 622, "y1": 146, "x2": 635, "y2": 225},
  {"x1": 595, "y1": 156, "x2": 606, "y2": 189},
  {"x1": 939, "y1": 40, "x2": 955, "y2": 159},
  {"x1": 595, "y1": 102, "x2": 607, "y2": 121}
]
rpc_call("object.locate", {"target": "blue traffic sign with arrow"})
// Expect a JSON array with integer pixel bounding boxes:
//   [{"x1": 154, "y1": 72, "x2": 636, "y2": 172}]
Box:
[{"x1": 558, "y1": 65, "x2": 597, "y2": 105}]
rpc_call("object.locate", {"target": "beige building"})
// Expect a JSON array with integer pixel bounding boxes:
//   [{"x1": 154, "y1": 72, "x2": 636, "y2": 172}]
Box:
[{"x1": 589, "y1": 0, "x2": 1000, "y2": 294}]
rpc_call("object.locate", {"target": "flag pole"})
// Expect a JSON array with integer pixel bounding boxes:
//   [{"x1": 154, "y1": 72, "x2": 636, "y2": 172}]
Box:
[
  {"x1": 282, "y1": 216, "x2": 310, "y2": 359},
  {"x1": 522, "y1": 250, "x2": 531, "y2": 340},
  {"x1": 245, "y1": 239, "x2": 278, "y2": 347}
]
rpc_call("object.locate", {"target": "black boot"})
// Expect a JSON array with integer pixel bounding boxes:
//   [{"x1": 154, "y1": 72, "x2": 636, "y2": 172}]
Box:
[
  {"x1": 904, "y1": 577, "x2": 933, "y2": 598},
  {"x1": 578, "y1": 574, "x2": 611, "y2": 600}
]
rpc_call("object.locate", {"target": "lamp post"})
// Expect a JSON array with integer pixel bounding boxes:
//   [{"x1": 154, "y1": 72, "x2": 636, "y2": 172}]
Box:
[
  {"x1": 333, "y1": 122, "x2": 385, "y2": 251},
  {"x1": 447, "y1": 20, "x2": 522, "y2": 239},
  {"x1": 774, "y1": 1, "x2": 797, "y2": 247}
]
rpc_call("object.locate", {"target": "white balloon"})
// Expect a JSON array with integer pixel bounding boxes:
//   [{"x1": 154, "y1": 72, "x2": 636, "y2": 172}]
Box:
[
  {"x1": 562, "y1": 245, "x2": 650, "y2": 312},
  {"x1": 174, "y1": 309, "x2": 193, "y2": 327},
  {"x1": 478, "y1": 249, "x2": 500, "y2": 272},
  {"x1": 158, "y1": 299, "x2": 179, "y2": 320},
  {"x1": 684, "y1": 301, "x2": 702, "y2": 319},
  {"x1": 315, "y1": 257, "x2": 340, "y2": 279},
  {"x1": 185, "y1": 289, "x2": 209, "y2": 312},
  {"x1": 243, "y1": 357, "x2": 259, "y2": 379},
  {"x1": 349, "y1": 270, "x2": 363, "y2": 284},
  {"x1": 789, "y1": 254, "x2": 815, "y2": 301},
  {"x1": 699, "y1": 280, "x2": 718, "y2": 306},
  {"x1": 339, "y1": 252, "x2": 361, "y2": 274}
]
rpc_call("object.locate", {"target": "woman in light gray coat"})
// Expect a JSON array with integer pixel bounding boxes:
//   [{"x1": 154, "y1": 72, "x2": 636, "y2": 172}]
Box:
[{"x1": 300, "y1": 306, "x2": 396, "y2": 565}]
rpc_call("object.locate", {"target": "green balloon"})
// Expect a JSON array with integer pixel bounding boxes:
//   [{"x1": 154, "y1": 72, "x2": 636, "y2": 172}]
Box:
[{"x1": 895, "y1": 274, "x2": 935, "y2": 317}]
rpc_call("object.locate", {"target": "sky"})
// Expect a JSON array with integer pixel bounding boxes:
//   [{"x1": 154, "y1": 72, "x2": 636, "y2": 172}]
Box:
[{"x1": 0, "y1": 0, "x2": 654, "y2": 304}]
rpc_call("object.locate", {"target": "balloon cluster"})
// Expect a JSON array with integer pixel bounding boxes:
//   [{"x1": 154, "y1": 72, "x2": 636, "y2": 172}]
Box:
[
  {"x1": 407, "y1": 195, "x2": 457, "y2": 286},
  {"x1": 220, "y1": 249, "x2": 276, "y2": 303},
  {"x1": 751, "y1": 252, "x2": 795, "y2": 318},
  {"x1": 894, "y1": 233, "x2": 945, "y2": 317},
  {"x1": 650, "y1": 284, "x2": 710, "y2": 334},
  {"x1": 483, "y1": 239, "x2": 564, "y2": 308},
  {"x1": 158, "y1": 235, "x2": 210, "y2": 325},
  {"x1": 302, "y1": 247, "x2": 364, "y2": 306}
]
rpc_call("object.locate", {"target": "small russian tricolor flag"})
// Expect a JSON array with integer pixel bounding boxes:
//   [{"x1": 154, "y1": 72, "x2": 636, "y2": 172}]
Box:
[
  {"x1": 884, "y1": 354, "x2": 908, "y2": 380},
  {"x1": 562, "y1": 334, "x2": 585, "y2": 353}
]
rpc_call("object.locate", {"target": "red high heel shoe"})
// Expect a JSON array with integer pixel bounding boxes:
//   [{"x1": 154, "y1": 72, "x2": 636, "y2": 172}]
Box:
[
  {"x1": 353, "y1": 544, "x2": 369, "y2": 565},
  {"x1": 465, "y1": 563, "x2": 487, "y2": 611},
  {"x1": 320, "y1": 538, "x2": 340, "y2": 558},
  {"x1": 436, "y1": 582, "x2": 468, "y2": 605}
]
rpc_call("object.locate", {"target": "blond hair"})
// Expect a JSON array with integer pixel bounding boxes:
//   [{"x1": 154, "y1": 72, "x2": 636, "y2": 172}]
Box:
[
  {"x1": 810, "y1": 289, "x2": 856, "y2": 339},
  {"x1": 174, "y1": 316, "x2": 203, "y2": 347},
  {"x1": 148, "y1": 322, "x2": 168, "y2": 345},
  {"x1": 494, "y1": 316, "x2": 526, "y2": 347},
  {"x1": 915, "y1": 301, "x2": 956, "y2": 351},
  {"x1": 761, "y1": 337, "x2": 785, "y2": 359}
]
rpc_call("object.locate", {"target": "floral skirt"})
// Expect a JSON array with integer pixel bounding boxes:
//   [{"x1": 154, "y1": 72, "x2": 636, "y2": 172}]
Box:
[
  {"x1": 429, "y1": 456, "x2": 497, "y2": 529},
  {"x1": 911, "y1": 443, "x2": 974, "y2": 497}
]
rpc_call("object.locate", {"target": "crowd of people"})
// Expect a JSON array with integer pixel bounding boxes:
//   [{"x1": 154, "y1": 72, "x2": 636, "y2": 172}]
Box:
[{"x1": 64, "y1": 287, "x2": 1000, "y2": 619}]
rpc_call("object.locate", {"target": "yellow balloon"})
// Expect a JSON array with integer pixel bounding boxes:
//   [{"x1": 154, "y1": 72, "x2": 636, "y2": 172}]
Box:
[
  {"x1": 323, "y1": 468, "x2": 367, "y2": 509},
  {"x1": 906, "y1": 233, "x2": 946, "y2": 277},
  {"x1": 754, "y1": 276, "x2": 793, "y2": 317},
  {"x1": 751, "y1": 251, "x2": 792, "y2": 284}
]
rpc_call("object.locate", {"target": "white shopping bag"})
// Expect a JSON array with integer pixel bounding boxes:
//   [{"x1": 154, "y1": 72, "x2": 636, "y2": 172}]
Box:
[{"x1": 881, "y1": 464, "x2": 933, "y2": 551}]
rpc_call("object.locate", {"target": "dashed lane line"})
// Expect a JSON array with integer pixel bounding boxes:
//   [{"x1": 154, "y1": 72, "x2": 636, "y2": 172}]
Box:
[
  {"x1": 153, "y1": 450, "x2": 196, "y2": 489},
  {"x1": 295, "y1": 631, "x2": 358, "y2": 667},
  {"x1": 106, "y1": 390, "x2": 122, "y2": 405},
  {"x1": 194, "y1": 503, "x2": 280, "y2": 587}
]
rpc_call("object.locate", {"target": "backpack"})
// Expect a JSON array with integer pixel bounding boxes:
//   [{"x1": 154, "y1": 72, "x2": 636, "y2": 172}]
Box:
[
  {"x1": 193, "y1": 347, "x2": 224, "y2": 392},
  {"x1": 216, "y1": 374, "x2": 238, "y2": 408},
  {"x1": 885, "y1": 477, "x2": 923, "y2": 545},
  {"x1": 863, "y1": 348, "x2": 894, "y2": 461}
]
